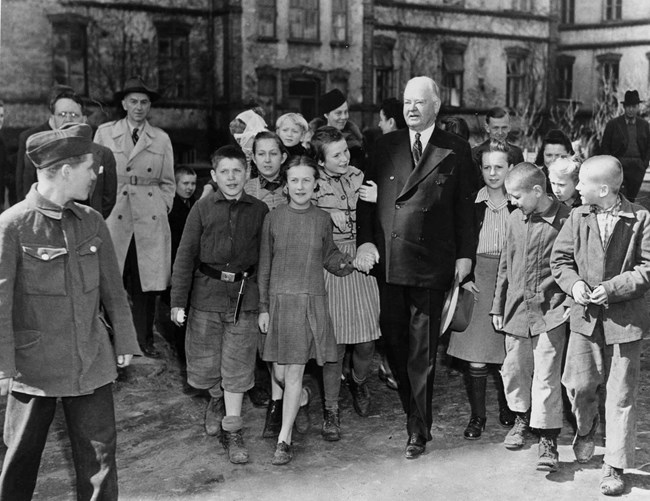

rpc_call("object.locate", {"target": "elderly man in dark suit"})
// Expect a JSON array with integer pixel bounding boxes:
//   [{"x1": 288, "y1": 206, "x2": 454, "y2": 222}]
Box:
[
  {"x1": 356, "y1": 76, "x2": 475, "y2": 459},
  {"x1": 600, "y1": 90, "x2": 650, "y2": 202}
]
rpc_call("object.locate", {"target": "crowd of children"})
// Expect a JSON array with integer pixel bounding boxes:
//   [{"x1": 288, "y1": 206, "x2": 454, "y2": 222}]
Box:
[{"x1": 163, "y1": 109, "x2": 649, "y2": 497}]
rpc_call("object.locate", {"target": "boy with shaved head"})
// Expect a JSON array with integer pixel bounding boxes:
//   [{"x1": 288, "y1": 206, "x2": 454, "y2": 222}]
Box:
[
  {"x1": 551, "y1": 155, "x2": 650, "y2": 496},
  {"x1": 491, "y1": 162, "x2": 570, "y2": 472}
]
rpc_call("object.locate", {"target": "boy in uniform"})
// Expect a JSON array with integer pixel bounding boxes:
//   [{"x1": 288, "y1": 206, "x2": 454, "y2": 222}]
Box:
[
  {"x1": 491, "y1": 163, "x2": 570, "y2": 472},
  {"x1": 170, "y1": 146, "x2": 268, "y2": 464},
  {"x1": 551, "y1": 155, "x2": 650, "y2": 496}
]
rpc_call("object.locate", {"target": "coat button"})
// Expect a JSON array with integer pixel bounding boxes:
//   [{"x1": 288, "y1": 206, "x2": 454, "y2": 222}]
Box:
[
  {"x1": 152, "y1": 215, "x2": 157, "y2": 220},
  {"x1": 123, "y1": 191, "x2": 127, "y2": 196},
  {"x1": 391, "y1": 232, "x2": 397, "y2": 238},
  {"x1": 126, "y1": 167, "x2": 131, "y2": 172},
  {"x1": 147, "y1": 168, "x2": 152, "y2": 172},
  {"x1": 148, "y1": 192, "x2": 153, "y2": 197},
  {"x1": 340, "y1": 195, "x2": 346, "y2": 200},
  {"x1": 389, "y1": 176, "x2": 395, "y2": 180},
  {"x1": 41, "y1": 253, "x2": 49, "y2": 261},
  {"x1": 90, "y1": 245, "x2": 97, "y2": 253},
  {"x1": 118, "y1": 215, "x2": 123, "y2": 220},
  {"x1": 395, "y1": 204, "x2": 401, "y2": 209}
]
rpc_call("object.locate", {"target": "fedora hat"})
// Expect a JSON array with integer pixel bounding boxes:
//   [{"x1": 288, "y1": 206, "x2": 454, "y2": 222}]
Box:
[
  {"x1": 114, "y1": 77, "x2": 161, "y2": 103},
  {"x1": 623, "y1": 90, "x2": 642, "y2": 106}
]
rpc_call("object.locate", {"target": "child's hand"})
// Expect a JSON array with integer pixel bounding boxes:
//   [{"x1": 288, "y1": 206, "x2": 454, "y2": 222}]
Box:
[
  {"x1": 258, "y1": 312, "x2": 269, "y2": 333},
  {"x1": 171, "y1": 307, "x2": 186, "y2": 327},
  {"x1": 330, "y1": 210, "x2": 347, "y2": 231},
  {"x1": 359, "y1": 181, "x2": 377, "y2": 203},
  {"x1": 491, "y1": 315, "x2": 504, "y2": 331},
  {"x1": 589, "y1": 285, "x2": 608, "y2": 305},
  {"x1": 571, "y1": 281, "x2": 591, "y2": 305},
  {"x1": 462, "y1": 281, "x2": 479, "y2": 294}
]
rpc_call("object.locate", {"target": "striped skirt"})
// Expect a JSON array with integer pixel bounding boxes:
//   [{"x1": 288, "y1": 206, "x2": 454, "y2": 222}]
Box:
[{"x1": 324, "y1": 240, "x2": 381, "y2": 345}]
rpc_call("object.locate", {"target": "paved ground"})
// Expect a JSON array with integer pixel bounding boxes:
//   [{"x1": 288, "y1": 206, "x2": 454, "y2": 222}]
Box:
[{"x1": 2, "y1": 183, "x2": 650, "y2": 501}]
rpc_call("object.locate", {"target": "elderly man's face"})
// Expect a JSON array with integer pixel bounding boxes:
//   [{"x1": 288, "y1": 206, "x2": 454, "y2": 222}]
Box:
[
  {"x1": 403, "y1": 79, "x2": 440, "y2": 132},
  {"x1": 122, "y1": 92, "x2": 151, "y2": 126},
  {"x1": 52, "y1": 98, "x2": 84, "y2": 129}
]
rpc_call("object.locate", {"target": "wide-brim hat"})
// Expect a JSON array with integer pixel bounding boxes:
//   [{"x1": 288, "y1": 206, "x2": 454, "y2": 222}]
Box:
[
  {"x1": 623, "y1": 90, "x2": 642, "y2": 106},
  {"x1": 320, "y1": 89, "x2": 347, "y2": 115},
  {"x1": 114, "y1": 77, "x2": 161, "y2": 103},
  {"x1": 26, "y1": 123, "x2": 93, "y2": 169}
]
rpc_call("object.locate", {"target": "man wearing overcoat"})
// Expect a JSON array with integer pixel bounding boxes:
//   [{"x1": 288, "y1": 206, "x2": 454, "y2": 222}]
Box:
[{"x1": 356, "y1": 76, "x2": 475, "y2": 458}]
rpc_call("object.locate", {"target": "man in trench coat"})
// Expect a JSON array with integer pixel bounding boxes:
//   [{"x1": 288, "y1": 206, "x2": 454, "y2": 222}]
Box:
[
  {"x1": 356, "y1": 76, "x2": 475, "y2": 459},
  {"x1": 94, "y1": 77, "x2": 175, "y2": 357}
]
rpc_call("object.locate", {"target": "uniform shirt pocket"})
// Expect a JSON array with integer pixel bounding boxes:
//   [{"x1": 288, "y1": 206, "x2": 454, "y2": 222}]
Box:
[
  {"x1": 21, "y1": 245, "x2": 68, "y2": 296},
  {"x1": 77, "y1": 235, "x2": 102, "y2": 292}
]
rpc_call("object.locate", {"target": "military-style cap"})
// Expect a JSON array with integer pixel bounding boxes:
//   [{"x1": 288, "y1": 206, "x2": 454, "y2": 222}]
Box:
[
  {"x1": 320, "y1": 89, "x2": 347, "y2": 114},
  {"x1": 26, "y1": 123, "x2": 93, "y2": 169}
]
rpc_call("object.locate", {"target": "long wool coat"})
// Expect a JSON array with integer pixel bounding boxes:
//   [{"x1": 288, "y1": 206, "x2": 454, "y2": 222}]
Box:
[{"x1": 94, "y1": 118, "x2": 175, "y2": 292}]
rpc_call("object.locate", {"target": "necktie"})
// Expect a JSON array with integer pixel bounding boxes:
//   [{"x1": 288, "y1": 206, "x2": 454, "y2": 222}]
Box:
[
  {"x1": 132, "y1": 128, "x2": 139, "y2": 145},
  {"x1": 413, "y1": 132, "x2": 422, "y2": 164}
]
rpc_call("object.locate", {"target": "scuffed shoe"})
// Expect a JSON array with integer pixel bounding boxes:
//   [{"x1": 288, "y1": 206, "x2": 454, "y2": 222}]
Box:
[
  {"x1": 537, "y1": 436, "x2": 559, "y2": 472},
  {"x1": 464, "y1": 415, "x2": 486, "y2": 440},
  {"x1": 321, "y1": 408, "x2": 341, "y2": 441},
  {"x1": 271, "y1": 441, "x2": 293, "y2": 465},
  {"x1": 221, "y1": 429, "x2": 249, "y2": 464},
  {"x1": 504, "y1": 414, "x2": 529, "y2": 450},
  {"x1": 262, "y1": 399, "x2": 282, "y2": 439},
  {"x1": 349, "y1": 379, "x2": 371, "y2": 417},
  {"x1": 204, "y1": 397, "x2": 225, "y2": 437},
  {"x1": 600, "y1": 463, "x2": 625, "y2": 496},
  {"x1": 573, "y1": 413, "x2": 599, "y2": 463}
]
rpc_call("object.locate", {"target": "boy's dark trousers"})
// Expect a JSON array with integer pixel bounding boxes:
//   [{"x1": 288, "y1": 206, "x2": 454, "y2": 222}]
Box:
[{"x1": 0, "y1": 383, "x2": 118, "y2": 501}]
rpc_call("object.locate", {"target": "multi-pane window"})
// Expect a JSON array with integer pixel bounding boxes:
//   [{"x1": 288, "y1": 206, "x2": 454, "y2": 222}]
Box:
[
  {"x1": 331, "y1": 0, "x2": 347, "y2": 43},
  {"x1": 52, "y1": 19, "x2": 88, "y2": 95},
  {"x1": 289, "y1": 0, "x2": 319, "y2": 41},
  {"x1": 157, "y1": 24, "x2": 190, "y2": 99},
  {"x1": 258, "y1": 0, "x2": 276, "y2": 39},
  {"x1": 511, "y1": 0, "x2": 533, "y2": 10},
  {"x1": 373, "y1": 36, "x2": 394, "y2": 104},
  {"x1": 556, "y1": 55, "x2": 574, "y2": 99},
  {"x1": 560, "y1": 0, "x2": 575, "y2": 24},
  {"x1": 441, "y1": 43, "x2": 465, "y2": 107},
  {"x1": 604, "y1": 0, "x2": 622, "y2": 21},
  {"x1": 506, "y1": 52, "x2": 527, "y2": 108}
]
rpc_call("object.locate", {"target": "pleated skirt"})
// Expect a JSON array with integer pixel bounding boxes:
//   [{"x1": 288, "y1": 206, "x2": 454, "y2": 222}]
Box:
[
  {"x1": 324, "y1": 240, "x2": 381, "y2": 345},
  {"x1": 447, "y1": 254, "x2": 506, "y2": 364}
]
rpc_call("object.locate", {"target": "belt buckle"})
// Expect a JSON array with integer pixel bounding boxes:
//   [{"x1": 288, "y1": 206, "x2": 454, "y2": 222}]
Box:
[
  {"x1": 129, "y1": 175, "x2": 138, "y2": 185},
  {"x1": 220, "y1": 271, "x2": 236, "y2": 282}
]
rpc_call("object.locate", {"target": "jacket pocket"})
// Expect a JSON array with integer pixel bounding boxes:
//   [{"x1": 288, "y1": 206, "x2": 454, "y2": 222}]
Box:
[
  {"x1": 77, "y1": 235, "x2": 102, "y2": 292},
  {"x1": 21, "y1": 245, "x2": 68, "y2": 295}
]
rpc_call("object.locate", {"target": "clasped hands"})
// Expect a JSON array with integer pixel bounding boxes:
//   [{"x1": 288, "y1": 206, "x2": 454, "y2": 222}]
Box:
[{"x1": 572, "y1": 280, "x2": 607, "y2": 306}]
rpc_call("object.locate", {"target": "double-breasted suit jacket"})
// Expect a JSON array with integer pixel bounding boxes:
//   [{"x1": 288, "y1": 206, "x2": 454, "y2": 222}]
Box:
[
  {"x1": 357, "y1": 127, "x2": 475, "y2": 289},
  {"x1": 94, "y1": 118, "x2": 175, "y2": 292}
]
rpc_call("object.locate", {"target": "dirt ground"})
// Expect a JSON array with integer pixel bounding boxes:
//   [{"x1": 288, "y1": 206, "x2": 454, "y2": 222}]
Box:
[{"x1": 3, "y1": 190, "x2": 650, "y2": 501}]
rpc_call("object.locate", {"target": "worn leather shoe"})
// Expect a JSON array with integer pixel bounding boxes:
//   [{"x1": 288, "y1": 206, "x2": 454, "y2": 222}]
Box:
[
  {"x1": 504, "y1": 414, "x2": 529, "y2": 449},
  {"x1": 349, "y1": 379, "x2": 371, "y2": 417},
  {"x1": 262, "y1": 399, "x2": 283, "y2": 438},
  {"x1": 221, "y1": 429, "x2": 249, "y2": 464},
  {"x1": 321, "y1": 408, "x2": 341, "y2": 441},
  {"x1": 573, "y1": 413, "x2": 599, "y2": 463},
  {"x1": 271, "y1": 441, "x2": 293, "y2": 465},
  {"x1": 537, "y1": 435, "x2": 559, "y2": 472},
  {"x1": 464, "y1": 415, "x2": 486, "y2": 440},
  {"x1": 204, "y1": 397, "x2": 225, "y2": 437},
  {"x1": 405, "y1": 433, "x2": 426, "y2": 459},
  {"x1": 499, "y1": 406, "x2": 516, "y2": 427},
  {"x1": 140, "y1": 343, "x2": 161, "y2": 359},
  {"x1": 600, "y1": 463, "x2": 625, "y2": 496}
]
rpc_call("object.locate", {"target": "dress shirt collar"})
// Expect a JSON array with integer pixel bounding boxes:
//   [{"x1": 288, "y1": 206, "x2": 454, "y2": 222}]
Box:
[{"x1": 409, "y1": 124, "x2": 435, "y2": 150}]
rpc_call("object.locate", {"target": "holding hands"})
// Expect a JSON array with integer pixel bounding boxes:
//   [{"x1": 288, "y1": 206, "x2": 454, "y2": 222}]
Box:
[
  {"x1": 354, "y1": 243, "x2": 380, "y2": 273},
  {"x1": 358, "y1": 181, "x2": 377, "y2": 203}
]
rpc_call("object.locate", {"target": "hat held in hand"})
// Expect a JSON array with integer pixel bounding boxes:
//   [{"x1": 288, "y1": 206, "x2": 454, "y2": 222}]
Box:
[{"x1": 26, "y1": 123, "x2": 93, "y2": 169}]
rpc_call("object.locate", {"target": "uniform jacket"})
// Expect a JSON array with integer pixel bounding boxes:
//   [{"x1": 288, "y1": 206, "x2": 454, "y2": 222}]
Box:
[
  {"x1": 22, "y1": 140, "x2": 117, "y2": 218},
  {"x1": 550, "y1": 197, "x2": 650, "y2": 344},
  {"x1": 600, "y1": 115, "x2": 650, "y2": 166},
  {"x1": 491, "y1": 199, "x2": 570, "y2": 337},
  {"x1": 0, "y1": 187, "x2": 140, "y2": 397},
  {"x1": 357, "y1": 127, "x2": 475, "y2": 290},
  {"x1": 94, "y1": 118, "x2": 175, "y2": 292}
]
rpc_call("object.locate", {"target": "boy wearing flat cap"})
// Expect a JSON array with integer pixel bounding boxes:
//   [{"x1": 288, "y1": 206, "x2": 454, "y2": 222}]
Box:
[{"x1": 0, "y1": 124, "x2": 140, "y2": 501}]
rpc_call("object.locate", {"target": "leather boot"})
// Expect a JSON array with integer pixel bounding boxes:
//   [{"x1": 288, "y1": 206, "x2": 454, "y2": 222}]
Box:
[
  {"x1": 321, "y1": 408, "x2": 341, "y2": 441},
  {"x1": 204, "y1": 397, "x2": 225, "y2": 437},
  {"x1": 465, "y1": 365, "x2": 488, "y2": 439},
  {"x1": 262, "y1": 399, "x2": 282, "y2": 438}
]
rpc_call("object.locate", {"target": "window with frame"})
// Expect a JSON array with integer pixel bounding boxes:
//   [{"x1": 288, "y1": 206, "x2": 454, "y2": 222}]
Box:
[
  {"x1": 373, "y1": 36, "x2": 395, "y2": 104},
  {"x1": 441, "y1": 42, "x2": 465, "y2": 107},
  {"x1": 596, "y1": 53, "x2": 620, "y2": 95},
  {"x1": 560, "y1": 0, "x2": 575, "y2": 24},
  {"x1": 257, "y1": 67, "x2": 277, "y2": 121},
  {"x1": 51, "y1": 18, "x2": 88, "y2": 95},
  {"x1": 258, "y1": 0, "x2": 276, "y2": 39},
  {"x1": 289, "y1": 0, "x2": 319, "y2": 41},
  {"x1": 604, "y1": 0, "x2": 622, "y2": 21},
  {"x1": 331, "y1": 0, "x2": 347, "y2": 43},
  {"x1": 157, "y1": 23, "x2": 191, "y2": 99},
  {"x1": 506, "y1": 49, "x2": 528, "y2": 108},
  {"x1": 556, "y1": 55, "x2": 575, "y2": 100},
  {"x1": 511, "y1": 0, "x2": 533, "y2": 11}
]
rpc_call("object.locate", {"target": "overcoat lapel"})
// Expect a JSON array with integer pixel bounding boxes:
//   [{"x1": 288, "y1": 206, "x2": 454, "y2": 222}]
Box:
[
  {"x1": 398, "y1": 136, "x2": 452, "y2": 199},
  {"x1": 129, "y1": 122, "x2": 152, "y2": 161}
]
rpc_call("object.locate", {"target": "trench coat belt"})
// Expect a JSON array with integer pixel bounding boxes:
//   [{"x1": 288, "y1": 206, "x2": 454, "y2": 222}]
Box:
[
  {"x1": 117, "y1": 175, "x2": 161, "y2": 186},
  {"x1": 198, "y1": 263, "x2": 255, "y2": 283}
]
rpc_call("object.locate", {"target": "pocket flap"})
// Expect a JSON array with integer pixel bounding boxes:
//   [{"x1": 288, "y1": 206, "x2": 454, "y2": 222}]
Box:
[
  {"x1": 77, "y1": 236, "x2": 103, "y2": 256},
  {"x1": 22, "y1": 245, "x2": 68, "y2": 261}
]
